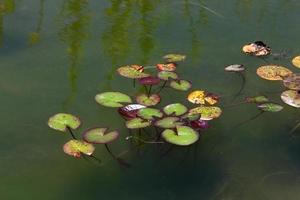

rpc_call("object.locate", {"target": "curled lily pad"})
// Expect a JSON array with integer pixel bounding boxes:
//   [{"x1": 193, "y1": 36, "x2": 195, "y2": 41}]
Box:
[
  {"x1": 189, "y1": 106, "x2": 222, "y2": 120},
  {"x1": 246, "y1": 96, "x2": 269, "y2": 104},
  {"x1": 225, "y1": 64, "x2": 245, "y2": 72},
  {"x1": 170, "y1": 79, "x2": 192, "y2": 91},
  {"x1": 281, "y1": 90, "x2": 300, "y2": 108},
  {"x1": 95, "y1": 92, "x2": 132, "y2": 107},
  {"x1": 283, "y1": 73, "x2": 300, "y2": 90},
  {"x1": 117, "y1": 65, "x2": 150, "y2": 79},
  {"x1": 162, "y1": 126, "x2": 199, "y2": 146},
  {"x1": 256, "y1": 65, "x2": 292, "y2": 81},
  {"x1": 63, "y1": 140, "x2": 95, "y2": 158},
  {"x1": 292, "y1": 55, "x2": 300, "y2": 68},
  {"x1": 126, "y1": 118, "x2": 151, "y2": 129},
  {"x1": 242, "y1": 41, "x2": 271, "y2": 56},
  {"x1": 48, "y1": 113, "x2": 81, "y2": 132},
  {"x1": 118, "y1": 104, "x2": 146, "y2": 119},
  {"x1": 157, "y1": 71, "x2": 178, "y2": 81},
  {"x1": 258, "y1": 103, "x2": 283, "y2": 112},
  {"x1": 136, "y1": 93, "x2": 160, "y2": 106},
  {"x1": 155, "y1": 117, "x2": 183, "y2": 129},
  {"x1": 163, "y1": 54, "x2": 186, "y2": 62},
  {"x1": 156, "y1": 63, "x2": 176, "y2": 71},
  {"x1": 83, "y1": 128, "x2": 119, "y2": 144},
  {"x1": 137, "y1": 108, "x2": 163, "y2": 120},
  {"x1": 138, "y1": 76, "x2": 160, "y2": 85},
  {"x1": 163, "y1": 103, "x2": 188, "y2": 116}
]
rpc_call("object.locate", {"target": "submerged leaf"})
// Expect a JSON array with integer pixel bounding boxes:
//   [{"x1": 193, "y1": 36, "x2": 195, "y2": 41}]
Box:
[
  {"x1": 189, "y1": 106, "x2": 222, "y2": 120},
  {"x1": 163, "y1": 54, "x2": 186, "y2": 62},
  {"x1": 155, "y1": 117, "x2": 183, "y2": 129},
  {"x1": 95, "y1": 92, "x2": 132, "y2": 107},
  {"x1": 283, "y1": 73, "x2": 300, "y2": 90},
  {"x1": 246, "y1": 96, "x2": 269, "y2": 104},
  {"x1": 258, "y1": 103, "x2": 283, "y2": 112},
  {"x1": 163, "y1": 103, "x2": 188, "y2": 116},
  {"x1": 157, "y1": 71, "x2": 178, "y2": 81},
  {"x1": 292, "y1": 55, "x2": 300, "y2": 68},
  {"x1": 281, "y1": 90, "x2": 300, "y2": 108},
  {"x1": 48, "y1": 113, "x2": 81, "y2": 132},
  {"x1": 126, "y1": 118, "x2": 151, "y2": 129},
  {"x1": 136, "y1": 93, "x2": 160, "y2": 106},
  {"x1": 256, "y1": 65, "x2": 292, "y2": 81},
  {"x1": 162, "y1": 126, "x2": 199, "y2": 146},
  {"x1": 83, "y1": 128, "x2": 119, "y2": 144},
  {"x1": 63, "y1": 140, "x2": 95, "y2": 158},
  {"x1": 137, "y1": 108, "x2": 163, "y2": 120},
  {"x1": 117, "y1": 65, "x2": 150, "y2": 79},
  {"x1": 170, "y1": 80, "x2": 192, "y2": 91}
]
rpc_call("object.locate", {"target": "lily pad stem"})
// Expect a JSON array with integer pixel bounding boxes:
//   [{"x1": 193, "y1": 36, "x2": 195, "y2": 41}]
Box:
[
  {"x1": 157, "y1": 81, "x2": 167, "y2": 94},
  {"x1": 67, "y1": 126, "x2": 76, "y2": 139},
  {"x1": 148, "y1": 85, "x2": 152, "y2": 96}
]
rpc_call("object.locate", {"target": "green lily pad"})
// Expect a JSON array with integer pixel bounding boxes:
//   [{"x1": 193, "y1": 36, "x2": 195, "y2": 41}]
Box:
[
  {"x1": 95, "y1": 92, "x2": 132, "y2": 107},
  {"x1": 63, "y1": 140, "x2": 95, "y2": 158},
  {"x1": 181, "y1": 113, "x2": 201, "y2": 121},
  {"x1": 281, "y1": 90, "x2": 300, "y2": 108},
  {"x1": 189, "y1": 106, "x2": 222, "y2": 120},
  {"x1": 117, "y1": 65, "x2": 150, "y2": 79},
  {"x1": 155, "y1": 117, "x2": 183, "y2": 129},
  {"x1": 246, "y1": 95, "x2": 269, "y2": 104},
  {"x1": 48, "y1": 113, "x2": 81, "y2": 132},
  {"x1": 157, "y1": 71, "x2": 178, "y2": 81},
  {"x1": 162, "y1": 126, "x2": 199, "y2": 146},
  {"x1": 163, "y1": 54, "x2": 186, "y2": 62},
  {"x1": 283, "y1": 73, "x2": 300, "y2": 90},
  {"x1": 136, "y1": 93, "x2": 160, "y2": 106},
  {"x1": 137, "y1": 108, "x2": 163, "y2": 120},
  {"x1": 169, "y1": 79, "x2": 192, "y2": 91},
  {"x1": 163, "y1": 103, "x2": 188, "y2": 116},
  {"x1": 126, "y1": 118, "x2": 151, "y2": 129},
  {"x1": 83, "y1": 128, "x2": 119, "y2": 144},
  {"x1": 258, "y1": 103, "x2": 283, "y2": 112}
]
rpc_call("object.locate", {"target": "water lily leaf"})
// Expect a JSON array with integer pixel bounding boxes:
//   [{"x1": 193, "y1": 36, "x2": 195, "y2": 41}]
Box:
[
  {"x1": 256, "y1": 65, "x2": 292, "y2": 81},
  {"x1": 137, "y1": 108, "x2": 163, "y2": 120},
  {"x1": 63, "y1": 140, "x2": 95, "y2": 158},
  {"x1": 191, "y1": 120, "x2": 209, "y2": 130},
  {"x1": 189, "y1": 106, "x2": 222, "y2": 120},
  {"x1": 283, "y1": 73, "x2": 300, "y2": 90},
  {"x1": 246, "y1": 96, "x2": 269, "y2": 104},
  {"x1": 258, "y1": 103, "x2": 283, "y2": 112},
  {"x1": 95, "y1": 92, "x2": 132, "y2": 107},
  {"x1": 138, "y1": 76, "x2": 160, "y2": 85},
  {"x1": 242, "y1": 41, "x2": 270, "y2": 56},
  {"x1": 163, "y1": 103, "x2": 188, "y2": 116},
  {"x1": 156, "y1": 63, "x2": 176, "y2": 71},
  {"x1": 126, "y1": 118, "x2": 151, "y2": 129},
  {"x1": 118, "y1": 104, "x2": 146, "y2": 119},
  {"x1": 163, "y1": 54, "x2": 186, "y2": 62},
  {"x1": 281, "y1": 90, "x2": 300, "y2": 108},
  {"x1": 136, "y1": 93, "x2": 160, "y2": 106},
  {"x1": 204, "y1": 94, "x2": 219, "y2": 105},
  {"x1": 292, "y1": 55, "x2": 300, "y2": 68},
  {"x1": 155, "y1": 117, "x2": 183, "y2": 129},
  {"x1": 157, "y1": 71, "x2": 178, "y2": 81},
  {"x1": 162, "y1": 126, "x2": 199, "y2": 146},
  {"x1": 225, "y1": 64, "x2": 245, "y2": 72},
  {"x1": 187, "y1": 90, "x2": 205, "y2": 104},
  {"x1": 117, "y1": 65, "x2": 150, "y2": 79},
  {"x1": 181, "y1": 112, "x2": 201, "y2": 121},
  {"x1": 170, "y1": 79, "x2": 192, "y2": 91},
  {"x1": 83, "y1": 128, "x2": 119, "y2": 144},
  {"x1": 48, "y1": 113, "x2": 81, "y2": 132}
]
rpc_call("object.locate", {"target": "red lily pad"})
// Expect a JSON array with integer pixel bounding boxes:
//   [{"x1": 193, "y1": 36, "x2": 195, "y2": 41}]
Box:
[{"x1": 138, "y1": 76, "x2": 160, "y2": 85}]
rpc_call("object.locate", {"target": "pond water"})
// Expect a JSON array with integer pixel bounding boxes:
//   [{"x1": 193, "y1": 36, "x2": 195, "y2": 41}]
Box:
[{"x1": 1, "y1": 0, "x2": 300, "y2": 199}]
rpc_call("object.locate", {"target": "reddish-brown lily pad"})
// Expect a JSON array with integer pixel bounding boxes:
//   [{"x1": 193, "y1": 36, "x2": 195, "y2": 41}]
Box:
[
  {"x1": 138, "y1": 76, "x2": 160, "y2": 85},
  {"x1": 156, "y1": 63, "x2": 176, "y2": 71}
]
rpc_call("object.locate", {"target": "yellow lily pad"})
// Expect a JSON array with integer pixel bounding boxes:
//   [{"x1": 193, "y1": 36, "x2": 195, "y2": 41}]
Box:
[
  {"x1": 281, "y1": 90, "x2": 300, "y2": 108},
  {"x1": 63, "y1": 140, "x2": 95, "y2": 158},
  {"x1": 189, "y1": 106, "x2": 222, "y2": 120},
  {"x1": 256, "y1": 65, "x2": 292, "y2": 81},
  {"x1": 292, "y1": 55, "x2": 300, "y2": 68}
]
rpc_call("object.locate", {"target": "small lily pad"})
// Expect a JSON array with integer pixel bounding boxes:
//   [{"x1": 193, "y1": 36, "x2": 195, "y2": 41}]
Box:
[
  {"x1": 170, "y1": 79, "x2": 192, "y2": 91},
  {"x1": 225, "y1": 64, "x2": 245, "y2": 72},
  {"x1": 95, "y1": 92, "x2": 132, "y2": 107},
  {"x1": 191, "y1": 120, "x2": 209, "y2": 130},
  {"x1": 118, "y1": 104, "x2": 146, "y2": 119},
  {"x1": 137, "y1": 108, "x2": 163, "y2": 120},
  {"x1": 187, "y1": 90, "x2": 205, "y2": 104},
  {"x1": 126, "y1": 118, "x2": 151, "y2": 129},
  {"x1": 162, "y1": 126, "x2": 199, "y2": 146},
  {"x1": 242, "y1": 41, "x2": 271, "y2": 56},
  {"x1": 136, "y1": 93, "x2": 160, "y2": 106},
  {"x1": 83, "y1": 128, "x2": 119, "y2": 144},
  {"x1": 181, "y1": 112, "x2": 201, "y2": 121},
  {"x1": 63, "y1": 140, "x2": 95, "y2": 158},
  {"x1": 155, "y1": 117, "x2": 183, "y2": 129},
  {"x1": 258, "y1": 103, "x2": 283, "y2": 112},
  {"x1": 138, "y1": 76, "x2": 160, "y2": 85},
  {"x1": 292, "y1": 55, "x2": 300, "y2": 68},
  {"x1": 156, "y1": 63, "x2": 176, "y2": 71},
  {"x1": 117, "y1": 65, "x2": 150, "y2": 79},
  {"x1": 189, "y1": 106, "x2": 222, "y2": 120},
  {"x1": 204, "y1": 93, "x2": 219, "y2": 105},
  {"x1": 281, "y1": 90, "x2": 300, "y2": 108},
  {"x1": 283, "y1": 73, "x2": 300, "y2": 90},
  {"x1": 163, "y1": 54, "x2": 186, "y2": 62},
  {"x1": 48, "y1": 113, "x2": 81, "y2": 132},
  {"x1": 163, "y1": 103, "x2": 188, "y2": 116},
  {"x1": 157, "y1": 71, "x2": 178, "y2": 81},
  {"x1": 256, "y1": 65, "x2": 292, "y2": 81},
  {"x1": 246, "y1": 96, "x2": 269, "y2": 104}
]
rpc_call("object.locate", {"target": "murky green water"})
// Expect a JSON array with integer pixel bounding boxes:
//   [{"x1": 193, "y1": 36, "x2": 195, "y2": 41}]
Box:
[{"x1": 1, "y1": 0, "x2": 300, "y2": 199}]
